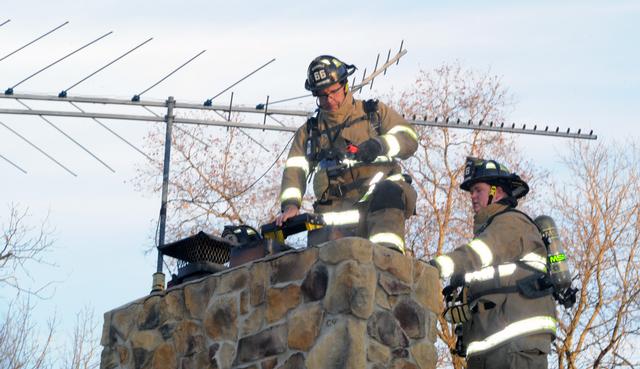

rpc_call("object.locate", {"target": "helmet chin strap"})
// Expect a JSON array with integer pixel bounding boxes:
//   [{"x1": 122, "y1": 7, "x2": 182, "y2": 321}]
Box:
[{"x1": 488, "y1": 185, "x2": 497, "y2": 205}]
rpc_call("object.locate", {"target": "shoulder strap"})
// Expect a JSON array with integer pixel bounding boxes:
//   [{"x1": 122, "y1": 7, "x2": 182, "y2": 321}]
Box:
[
  {"x1": 305, "y1": 114, "x2": 321, "y2": 165},
  {"x1": 363, "y1": 99, "x2": 382, "y2": 135},
  {"x1": 477, "y1": 206, "x2": 542, "y2": 235}
]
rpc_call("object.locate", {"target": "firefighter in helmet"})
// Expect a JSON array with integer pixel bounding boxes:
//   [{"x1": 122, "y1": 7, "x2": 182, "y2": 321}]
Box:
[
  {"x1": 275, "y1": 55, "x2": 418, "y2": 253},
  {"x1": 430, "y1": 157, "x2": 557, "y2": 369}
]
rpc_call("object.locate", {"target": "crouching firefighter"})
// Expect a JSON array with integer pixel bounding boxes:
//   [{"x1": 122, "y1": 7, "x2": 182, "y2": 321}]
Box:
[
  {"x1": 275, "y1": 55, "x2": 418, "y2": 254},
  {"x1": 429, "y1": 157, "x2": 565, "y2": 369}
]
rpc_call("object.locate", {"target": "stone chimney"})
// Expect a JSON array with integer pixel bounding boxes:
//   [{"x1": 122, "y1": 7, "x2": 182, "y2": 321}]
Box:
[{"x1": 100, "y1": 237, "x2": 442, "y2": 369}]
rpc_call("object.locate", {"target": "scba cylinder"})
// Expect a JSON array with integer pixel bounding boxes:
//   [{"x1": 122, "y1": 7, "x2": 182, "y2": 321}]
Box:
[{"x1": 534, "y1": 215, "x2": 572, "y2": 290}]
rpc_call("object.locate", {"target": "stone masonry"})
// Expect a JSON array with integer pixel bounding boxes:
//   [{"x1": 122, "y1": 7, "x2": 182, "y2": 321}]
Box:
[{"x1": 100, "y1": 237, "x2": 442, "y2": 369}]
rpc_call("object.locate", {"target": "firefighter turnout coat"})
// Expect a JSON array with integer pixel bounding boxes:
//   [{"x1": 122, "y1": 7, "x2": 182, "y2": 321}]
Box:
[
  {"x1": 278, "y1": 91, "x2": 418, "y2": 252},
  {"x1": 434, "y1": 202, "x2": 557, "y2": 365}
]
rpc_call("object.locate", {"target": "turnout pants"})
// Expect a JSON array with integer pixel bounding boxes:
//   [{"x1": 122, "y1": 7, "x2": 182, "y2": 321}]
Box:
[
  {"x1": 465, "y1": 335, "x2": 550, "y2": 369},
  {"x1": 308, "y1": 179, "x2": 416, "y2": 253}
]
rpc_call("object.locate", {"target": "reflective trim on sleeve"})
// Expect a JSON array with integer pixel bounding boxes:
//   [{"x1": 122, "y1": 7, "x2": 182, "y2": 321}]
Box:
[
  {"x1": 388, "y1": 125, "x2": 418, "y2": 141},
  {"x1": 285, "y1": 156, "x2": 310, "y2": 176},
  {"x1": 322, "y1": 209, "x2": 360, "y2": 226},
  {"x1": 520, "y1": 252, "x2": 547, "y2": 272},
  {"x1": 434, "y1": 255, "x2": 455, "y2": 279},
  {"x1": 381, "y1": 134, "x2": 401, "y2": 157},
  {"x1": 466, "y1": 316, "x2": 557, "y2": 357},
  {"x1": 369, "y1": 232, "x2": 405, "y2": 253},
  {"x1": 280, "y1": 187, "x2": 302, "y2": 203},
  {"x1": 372, "y1": 156, "x2": 394, "y2": 163},
  {"x1": 464, "y1": 263, "x2": 517, "y2": 284},
  {"x1": 467, "y1": 239, "x2": 493, "y2": 267},
  {"x1": 342, "y1": 156, "x2": 393, "y2": 167},
  {"x1": 387, "y1": 173, "x2": 404, "y2": 181}
]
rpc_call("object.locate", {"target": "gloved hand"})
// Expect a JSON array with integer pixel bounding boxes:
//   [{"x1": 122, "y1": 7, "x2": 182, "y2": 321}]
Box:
[{"x1": 355, "y1": 138, "x2": 384, "y2": 163}]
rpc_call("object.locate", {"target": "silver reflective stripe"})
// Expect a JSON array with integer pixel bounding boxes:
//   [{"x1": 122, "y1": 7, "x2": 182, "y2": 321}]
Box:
[
  {"x1": 521, "y1": 252, "x2": 547, "y2": 272},
  {"x1": 322, "y1": 209, "x2": 360, "y2": 226},
  {"x1": 370, "y1": 232, "x2": 404, "y2": 252},
  {"x1": 387, "y1": 173, "x2": 404, "y2": 181},
  {"x1": 464, "y1": 264, "x2": 517, "y2": 283},
  {"x1": 381, "y1": 134, "x2": 401, "y2": 157},
  {"x1": 467, "y1": 239, "x2": 493, "y2": 267},
  {"x1": 285, "y1": 156, "x2": 309, "y2": 176},
  {"x1": 342, "y1": 156, "x2": 393, "y2": 168},
  {"x1": 388, "y1": 125, "x2": 418, "y2": 140},
  {"x1": 435, "y1": 255, "x2": 455, "y2": 279},
  {"x1": 466, "y1": 316, "x2": 557, "y2": 357},
  {"x1": 359, "y1": 171, "x2": 385, "y2": 202},
  {"x1": 372, "y1": 156, "x2": 393, "y2": 163},
  {"x1": 342, "y1": 158, "x2": 360, "y2": 167},
  {"x1": 280, "y1": 187, "x2": 302, "y2": 203}
]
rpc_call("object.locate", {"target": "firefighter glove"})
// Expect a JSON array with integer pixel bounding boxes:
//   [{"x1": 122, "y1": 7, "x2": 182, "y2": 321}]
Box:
[{"x1": 355, "y1": 138, "x2": 384, "y2": 163}]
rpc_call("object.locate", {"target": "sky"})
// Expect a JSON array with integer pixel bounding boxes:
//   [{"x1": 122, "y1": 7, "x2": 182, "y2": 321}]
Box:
[{"x1": 1, "y1": 0, "x2": 639, "y2": 353}]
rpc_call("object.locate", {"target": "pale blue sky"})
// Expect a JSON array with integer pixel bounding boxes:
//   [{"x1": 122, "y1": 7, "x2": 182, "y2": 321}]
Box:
[{"x1": 1, "y1": 0, "x2": 638, "y2": 350}]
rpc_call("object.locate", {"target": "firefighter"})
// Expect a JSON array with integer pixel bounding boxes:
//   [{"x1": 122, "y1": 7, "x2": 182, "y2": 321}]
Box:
[
  {"x1": 430, "y1": 157, "x2": 557, "y2": 369},
  {"x1": 274, "y1": 55, "x2": 418, "y2": 253}
]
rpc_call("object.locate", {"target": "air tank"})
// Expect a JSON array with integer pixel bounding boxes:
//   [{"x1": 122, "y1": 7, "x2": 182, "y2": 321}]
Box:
[{"x1": 534, "y1": 215, "x2": 572, "y2": 290}]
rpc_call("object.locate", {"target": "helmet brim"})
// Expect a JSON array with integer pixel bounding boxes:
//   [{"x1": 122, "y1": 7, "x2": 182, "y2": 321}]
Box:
[{"x1": 460, "y1": 174, "x2": 530, "y2": 199}]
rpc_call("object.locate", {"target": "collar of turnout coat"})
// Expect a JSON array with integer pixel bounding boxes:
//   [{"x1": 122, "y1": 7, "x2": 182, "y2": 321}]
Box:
[
  {"x1": 319, "y1": 91, "x2": 357, "y2": 124},
  {"x1": 473, "y1": 202, "x2": 510, "y2": 235}
]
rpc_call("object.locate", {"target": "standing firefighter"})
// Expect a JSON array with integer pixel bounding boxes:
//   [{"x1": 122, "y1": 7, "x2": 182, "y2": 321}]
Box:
[
  {"x1": 430, "y1": 157, "x2": 557, "y2": 369},
  {"x1": 275, "y1": 55, "x2": 418, "y2": 253}
]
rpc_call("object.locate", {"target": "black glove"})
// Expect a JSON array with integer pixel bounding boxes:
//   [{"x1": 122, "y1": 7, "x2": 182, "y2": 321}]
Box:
[{"x1": 355, "y1": 138, "x2": 384, "y2": 163}]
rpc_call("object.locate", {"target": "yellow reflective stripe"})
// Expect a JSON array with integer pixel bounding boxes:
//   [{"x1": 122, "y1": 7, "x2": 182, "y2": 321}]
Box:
[
  {"x1": 466, "y1": 316, "x2": 557, "y2": 357},
  {"x1": 387, "y1": 173, "x2": 404, "y2": 181},
  {"x1": 370, "y1": 232, "x2": 404, "y2": 252},
  {"x1": 280, "y1": 187, "x2": 302, "y2": 202},
  {"x1": 464, "y1": 264, "x2": 517, "y2": 283},
  {"x1": 520, "y1": 252, "x2": 547, "y2": 272},
  {"x1": 368, "y1": 171, "x2": 385, "y2": 186},
  {"x1": 381, "y1": 134, "x2": 401, "y2": 157},
  {"x1": 467, "y1": 239, "x2": 493, "y2": 267},
  {"x1": 485, "y1": 162, "x2": 497, "y2": 170},
  {"x1": 322, "y1": 209, "x2": 360, "y2": 226},
  {"x1": 434, "y1": 255, "x2": 455, "y2": 279},
  {"x1": 285, "y1": 156, "x2": 309, "y2": 176},
  {"x1": 388, "y1": 125, "x2": 418, "y2": 141},
  {"x1": 359, "y1": 171, "x2": 385, "y2": 202}
]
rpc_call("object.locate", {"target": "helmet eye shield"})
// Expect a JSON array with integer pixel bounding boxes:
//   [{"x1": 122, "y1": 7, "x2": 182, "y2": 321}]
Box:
[{"x1": 312, "y1": 83, "x2": 345, "y2": 98}]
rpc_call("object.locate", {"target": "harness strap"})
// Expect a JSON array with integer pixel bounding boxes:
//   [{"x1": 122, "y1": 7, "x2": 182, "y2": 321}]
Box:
[
  {"x1": 326, "y1": 178, "x2": 367, "y2": 197},
  {"x1": 363, "y1": 99, "x2": 382, "y2": 135}
]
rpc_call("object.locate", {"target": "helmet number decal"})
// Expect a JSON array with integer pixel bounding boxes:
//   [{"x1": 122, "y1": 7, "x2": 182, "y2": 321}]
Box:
[{"x1": 313, "y1": 70, "x2": 327, "y2": 82}]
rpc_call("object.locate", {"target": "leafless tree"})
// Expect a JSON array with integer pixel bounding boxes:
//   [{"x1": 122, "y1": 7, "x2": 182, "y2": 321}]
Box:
[
  {"x1": 133, "y1": 112, "x2": 295, "y2": 244},
  {"x1": 549, "y1": 140, "x2": 640, "y2": 369},
  {"x1": 0, "y1": 295, "x2": 56, "y2": 369},
  {"x1": 0, "y1": 203, "x2": 55, "y2": 297},
  {"x1": 60, "y1": 306, "x2": 100, "y2": 369},
  {"x1": 1, "y1": 204, "x2": 100, "y2": 369}
]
